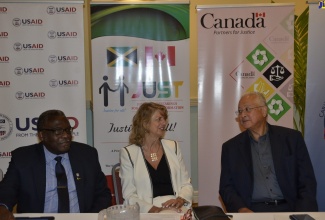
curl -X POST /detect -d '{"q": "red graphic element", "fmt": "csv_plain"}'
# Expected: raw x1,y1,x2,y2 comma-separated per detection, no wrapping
145,46,175,66
168,46,176,66
145,46,154,67
155,52,166,61
255,12,265,17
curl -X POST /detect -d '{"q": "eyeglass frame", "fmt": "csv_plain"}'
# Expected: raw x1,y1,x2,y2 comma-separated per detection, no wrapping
235,106,265,116
40,127,73,135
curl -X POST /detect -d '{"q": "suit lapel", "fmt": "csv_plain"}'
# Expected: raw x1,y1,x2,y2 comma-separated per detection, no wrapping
68,143,85,212
33,143,47,211
268,125,284,174
238,131,254,179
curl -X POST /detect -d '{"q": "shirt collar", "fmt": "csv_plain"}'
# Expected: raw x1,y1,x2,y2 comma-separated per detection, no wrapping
43,145,68,164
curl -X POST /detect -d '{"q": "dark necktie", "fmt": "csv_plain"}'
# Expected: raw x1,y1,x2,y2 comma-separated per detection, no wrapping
55,156,70,213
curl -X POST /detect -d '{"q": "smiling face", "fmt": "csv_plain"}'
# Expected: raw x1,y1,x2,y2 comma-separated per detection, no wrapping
38,116,72,155
146,110,167,139
238,94,268,132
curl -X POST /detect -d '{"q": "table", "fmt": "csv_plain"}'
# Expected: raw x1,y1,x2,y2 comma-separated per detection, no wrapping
14,212,325,220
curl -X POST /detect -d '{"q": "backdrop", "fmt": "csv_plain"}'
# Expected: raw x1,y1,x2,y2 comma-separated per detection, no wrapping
0,1,87,173
305,2,325,211
197,3,294,206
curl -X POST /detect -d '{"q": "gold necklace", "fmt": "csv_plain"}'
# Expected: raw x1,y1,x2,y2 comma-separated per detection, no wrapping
150,141,160,162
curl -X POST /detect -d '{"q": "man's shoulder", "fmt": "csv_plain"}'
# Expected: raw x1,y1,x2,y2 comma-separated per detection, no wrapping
269,124,301,136
223,131,247,146
70,141,93,148
12,143,41,155
70,141,97,153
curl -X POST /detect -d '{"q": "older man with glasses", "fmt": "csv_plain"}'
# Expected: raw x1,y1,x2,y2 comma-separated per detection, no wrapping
219,92,318,213
0,110,111,220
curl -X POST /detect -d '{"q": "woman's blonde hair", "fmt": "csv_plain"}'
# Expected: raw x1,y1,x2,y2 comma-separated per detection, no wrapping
129,102,168,145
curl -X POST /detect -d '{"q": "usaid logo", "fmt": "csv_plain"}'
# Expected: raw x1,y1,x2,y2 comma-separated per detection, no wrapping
13,42,44,51
58,55,78,62
56,6,77,14
49,79,58,87
49,79,79,88
0,32,9,38
21,19,43,26
0,56,9,63
47,6,77,14
57,31,78,38
47,6,56,15
13,18,43,26
15,91,24,100
0,81,10,88
15,67,45,76
0,7,8,14
12,18,21,27
48,30,56,39
0,152,11,158
0,113,13,141
49,55,78,63
14,67,23,76
15,91,46,100
48,55,57,63
13,42,22,51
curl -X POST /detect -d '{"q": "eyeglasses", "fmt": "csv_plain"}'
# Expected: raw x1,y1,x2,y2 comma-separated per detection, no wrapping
235,106,265,116
41,127,73,135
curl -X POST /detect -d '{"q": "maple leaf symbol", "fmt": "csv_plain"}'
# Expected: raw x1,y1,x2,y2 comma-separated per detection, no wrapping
155,52,166,61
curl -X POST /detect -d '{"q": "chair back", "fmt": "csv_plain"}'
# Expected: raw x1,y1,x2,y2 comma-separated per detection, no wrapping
112,163,123,205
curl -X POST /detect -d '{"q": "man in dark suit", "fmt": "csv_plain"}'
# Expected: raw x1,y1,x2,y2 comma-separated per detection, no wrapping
219,92,318,213
0,110,112,219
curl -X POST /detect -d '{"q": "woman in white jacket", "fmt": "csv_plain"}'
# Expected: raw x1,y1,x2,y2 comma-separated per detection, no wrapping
120,102,192,218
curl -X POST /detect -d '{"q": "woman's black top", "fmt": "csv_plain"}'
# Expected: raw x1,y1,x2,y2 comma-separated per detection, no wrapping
145,153,174,198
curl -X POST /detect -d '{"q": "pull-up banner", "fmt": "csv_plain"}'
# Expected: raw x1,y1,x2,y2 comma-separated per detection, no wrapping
0,2,87,173
197,4,294,206
305,3,325,211
91,3,190,176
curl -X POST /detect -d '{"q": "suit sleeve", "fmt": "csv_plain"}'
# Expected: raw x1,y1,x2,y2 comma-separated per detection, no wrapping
292,132,318,211
119,147,154,213
219,142,248,212
89,148,112,212
174,141,193,207
0,152,20,211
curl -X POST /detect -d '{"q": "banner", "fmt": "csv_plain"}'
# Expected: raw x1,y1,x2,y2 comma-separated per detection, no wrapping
305,2,325,211
197,4,294,206
91,4,190,177
0,2,86,173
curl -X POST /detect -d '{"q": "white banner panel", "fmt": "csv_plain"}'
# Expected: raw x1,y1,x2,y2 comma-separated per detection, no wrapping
91,4,190,178
197,4,294,206
0,3,86,173
305,3,325,211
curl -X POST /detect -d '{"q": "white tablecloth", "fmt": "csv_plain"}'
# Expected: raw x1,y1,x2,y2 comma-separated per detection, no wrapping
14,212,325,220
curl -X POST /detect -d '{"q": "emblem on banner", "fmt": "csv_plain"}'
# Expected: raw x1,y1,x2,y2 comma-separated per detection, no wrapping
107,47,137,67
99,76,128,107
145,46,176,67
267,94,290,121
319,1,325,9
0,113,13,141
246,43,274,72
